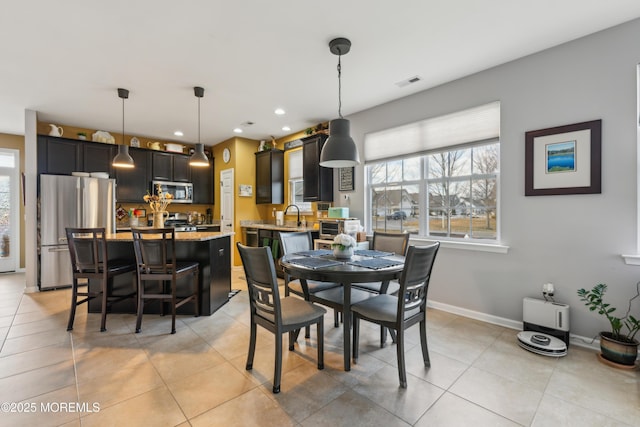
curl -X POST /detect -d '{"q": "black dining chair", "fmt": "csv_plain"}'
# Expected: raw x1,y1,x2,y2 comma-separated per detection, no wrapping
352,242,440,388
352,231,411,346
65,227,137,332
352,231,410,294
237,243,326,394
131,228,199,334
279,231,341,334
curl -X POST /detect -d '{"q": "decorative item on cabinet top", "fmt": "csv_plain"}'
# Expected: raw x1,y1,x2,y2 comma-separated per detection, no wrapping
93,130,115,144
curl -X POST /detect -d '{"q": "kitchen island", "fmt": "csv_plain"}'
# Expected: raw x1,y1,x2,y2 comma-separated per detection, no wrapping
89,231,234,316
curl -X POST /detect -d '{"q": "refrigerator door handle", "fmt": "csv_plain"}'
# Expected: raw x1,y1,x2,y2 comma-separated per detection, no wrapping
48,247,70,253
58,237,68,244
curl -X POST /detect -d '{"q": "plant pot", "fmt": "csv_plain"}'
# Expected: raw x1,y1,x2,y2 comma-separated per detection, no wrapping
599,332,639,366
333,246,354,259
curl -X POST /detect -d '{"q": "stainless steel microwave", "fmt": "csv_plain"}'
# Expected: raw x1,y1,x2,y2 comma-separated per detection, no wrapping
151,180,193,203
319,219,360,239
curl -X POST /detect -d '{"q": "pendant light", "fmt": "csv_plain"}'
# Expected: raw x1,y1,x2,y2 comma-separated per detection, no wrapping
319,37,360,168
189,86,210,167
112,88,135,168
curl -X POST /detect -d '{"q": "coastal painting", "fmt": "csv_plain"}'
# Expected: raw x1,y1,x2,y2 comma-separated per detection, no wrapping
546,140,575,173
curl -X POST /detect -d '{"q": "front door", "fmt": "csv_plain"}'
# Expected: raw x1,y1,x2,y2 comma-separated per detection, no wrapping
0,149,19,272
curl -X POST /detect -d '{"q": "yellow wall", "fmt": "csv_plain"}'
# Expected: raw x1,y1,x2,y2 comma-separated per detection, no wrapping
0,133,25,269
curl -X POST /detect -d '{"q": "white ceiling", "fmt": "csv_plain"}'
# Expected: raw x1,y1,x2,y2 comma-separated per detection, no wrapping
2,1,640,145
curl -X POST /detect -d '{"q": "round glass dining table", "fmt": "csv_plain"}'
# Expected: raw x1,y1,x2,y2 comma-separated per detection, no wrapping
280,251,405,371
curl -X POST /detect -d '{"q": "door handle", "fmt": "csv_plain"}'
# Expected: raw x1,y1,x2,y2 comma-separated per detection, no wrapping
48,247,69,253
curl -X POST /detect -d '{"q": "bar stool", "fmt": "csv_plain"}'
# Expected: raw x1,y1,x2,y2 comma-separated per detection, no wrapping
65,227,137,332
131,228,199,334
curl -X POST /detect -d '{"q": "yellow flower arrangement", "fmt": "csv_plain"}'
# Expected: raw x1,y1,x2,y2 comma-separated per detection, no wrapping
143,184,174,212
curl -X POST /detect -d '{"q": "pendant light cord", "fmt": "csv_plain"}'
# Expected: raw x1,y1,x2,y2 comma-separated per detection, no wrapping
198,96,201,144
337,53,343,119
122,97,125,141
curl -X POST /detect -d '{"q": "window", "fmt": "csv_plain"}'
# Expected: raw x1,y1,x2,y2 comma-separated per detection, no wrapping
365,103,500,242
288,149,312,212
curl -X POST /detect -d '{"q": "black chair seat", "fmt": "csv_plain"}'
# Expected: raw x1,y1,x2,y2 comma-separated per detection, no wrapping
288,279,341,295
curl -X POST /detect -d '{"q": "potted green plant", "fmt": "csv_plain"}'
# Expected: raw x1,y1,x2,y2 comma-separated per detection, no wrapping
577,283,639,366
77,132,87,140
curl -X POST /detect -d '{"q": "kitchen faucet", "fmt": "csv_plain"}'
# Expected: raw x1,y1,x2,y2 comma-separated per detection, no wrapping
284,204,301,227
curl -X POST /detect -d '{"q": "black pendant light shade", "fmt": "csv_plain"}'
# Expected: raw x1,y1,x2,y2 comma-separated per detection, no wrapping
190,86,210,167
112,88,135,168
319,37,360,168
320,119,359,167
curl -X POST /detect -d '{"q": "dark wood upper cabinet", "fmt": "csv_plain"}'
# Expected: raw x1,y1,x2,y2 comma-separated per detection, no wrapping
82,142,115,176
151,152,191,182
37,136,82,176
302,134,333,202
173,154,191,182
191,160,215,204
115,147,151,202
255,149,284,204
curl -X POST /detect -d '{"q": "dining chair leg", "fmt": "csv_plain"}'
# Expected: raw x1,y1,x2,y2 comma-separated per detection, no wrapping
171,281,177,334
135,278,143,333
352,315,360,362
317,318,324,370
245,322,257,370
420,319,430,367
396,329,407,388
380,326,387,348
288,330,295,351
100,277,108,332
305,325,311,338
66,279,79,331
274,331,283,394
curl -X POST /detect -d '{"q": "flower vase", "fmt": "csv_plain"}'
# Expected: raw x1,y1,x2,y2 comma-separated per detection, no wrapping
153,211,168,228
333,246,354,259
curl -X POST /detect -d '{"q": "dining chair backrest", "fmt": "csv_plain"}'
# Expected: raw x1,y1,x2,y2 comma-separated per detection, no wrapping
397,242,440,316
237,243,283,325
66,227,108,273
372,231,410,256
131,228,177,274
279,231,313,255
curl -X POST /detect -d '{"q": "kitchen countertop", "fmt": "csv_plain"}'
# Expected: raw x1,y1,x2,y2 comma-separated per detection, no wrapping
241,223,318,232
106,231,234,242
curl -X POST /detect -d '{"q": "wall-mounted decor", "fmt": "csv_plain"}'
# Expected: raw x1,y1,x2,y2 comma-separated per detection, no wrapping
339,167,354,192
525,119,601,196
239,184,253,197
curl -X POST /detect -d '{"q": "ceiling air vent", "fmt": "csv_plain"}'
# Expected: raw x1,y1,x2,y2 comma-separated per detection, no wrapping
395,76,422,88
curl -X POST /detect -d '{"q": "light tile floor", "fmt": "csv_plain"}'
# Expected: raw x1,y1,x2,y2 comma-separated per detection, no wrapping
0,270,638,427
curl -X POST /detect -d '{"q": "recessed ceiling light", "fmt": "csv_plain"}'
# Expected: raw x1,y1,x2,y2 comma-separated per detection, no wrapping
282,126,291,131
274,108,285,115
233,128,243,133
174,130,184,137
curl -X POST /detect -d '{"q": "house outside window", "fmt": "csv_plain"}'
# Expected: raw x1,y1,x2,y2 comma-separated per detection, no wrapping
364,102,500,242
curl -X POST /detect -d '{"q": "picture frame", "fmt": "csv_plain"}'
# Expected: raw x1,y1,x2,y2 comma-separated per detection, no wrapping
339,167,355,192
525,119,601,196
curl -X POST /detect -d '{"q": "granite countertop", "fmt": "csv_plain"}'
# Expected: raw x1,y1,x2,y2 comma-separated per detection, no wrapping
106,231,235,242
241,223,319,232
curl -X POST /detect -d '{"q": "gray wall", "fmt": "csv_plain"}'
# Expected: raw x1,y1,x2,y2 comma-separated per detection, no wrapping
345,18,640,338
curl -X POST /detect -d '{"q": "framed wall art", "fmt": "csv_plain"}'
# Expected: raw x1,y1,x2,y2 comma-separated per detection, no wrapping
339,167,355,192
525,119,601,196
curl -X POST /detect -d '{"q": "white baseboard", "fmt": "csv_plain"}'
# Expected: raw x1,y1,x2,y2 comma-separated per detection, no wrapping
427,299,601,352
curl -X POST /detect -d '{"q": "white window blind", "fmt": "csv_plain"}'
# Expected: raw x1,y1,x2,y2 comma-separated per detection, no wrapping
288,149,303,178
364,101,500,162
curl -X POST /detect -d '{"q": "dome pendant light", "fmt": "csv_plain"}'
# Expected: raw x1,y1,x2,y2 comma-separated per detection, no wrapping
319,37,360,168
189,86,210,167
112,88,135,168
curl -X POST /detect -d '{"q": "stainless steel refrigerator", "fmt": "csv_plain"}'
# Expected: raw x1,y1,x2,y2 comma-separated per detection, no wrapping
39,174,116,290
